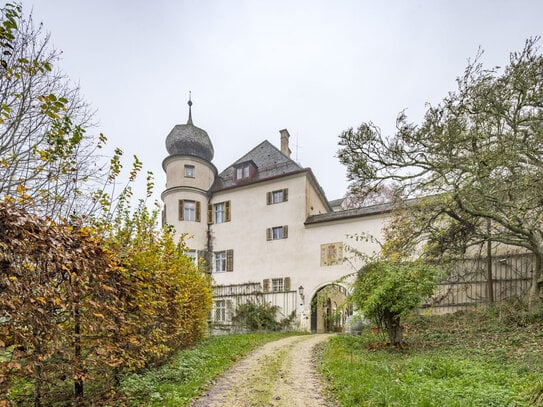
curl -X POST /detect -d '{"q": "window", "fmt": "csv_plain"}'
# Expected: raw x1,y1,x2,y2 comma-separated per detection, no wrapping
320,242,344,266
185,250,197,265
184,201,196,221
271,278,284,292
263,277,291,293
236,164,250,179
215,251,227,272
214,249,233,273
184,165,195,178
208,201,231,224
215,300,227,322
178,200,201,222
266,225,288,240
267,188,288,205
215,202,225,223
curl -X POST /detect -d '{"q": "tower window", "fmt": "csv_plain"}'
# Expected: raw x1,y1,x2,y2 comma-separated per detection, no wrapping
184,165,195,178
179,200,201,222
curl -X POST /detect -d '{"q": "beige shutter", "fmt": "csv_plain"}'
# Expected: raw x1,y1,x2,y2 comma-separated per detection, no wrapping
226,249,234,272
266,191,272,205
225,200,231,222
283,225,288,238
207,203,213,224
283,188,288,202
263,279,270,292
284,277,291,292
196,201,201,222
178,200,184,221
266,228,272,241
338,243,344,261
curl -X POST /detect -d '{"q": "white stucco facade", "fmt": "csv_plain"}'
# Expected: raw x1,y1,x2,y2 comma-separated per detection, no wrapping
161,107,391,332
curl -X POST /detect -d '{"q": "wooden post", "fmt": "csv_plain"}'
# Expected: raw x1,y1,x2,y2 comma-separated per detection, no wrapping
486,219,494,303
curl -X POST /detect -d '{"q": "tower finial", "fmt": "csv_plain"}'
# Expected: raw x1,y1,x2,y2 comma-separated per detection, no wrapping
187,91,193,125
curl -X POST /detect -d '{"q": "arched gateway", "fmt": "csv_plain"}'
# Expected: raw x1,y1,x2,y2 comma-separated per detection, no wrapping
310,284,351,333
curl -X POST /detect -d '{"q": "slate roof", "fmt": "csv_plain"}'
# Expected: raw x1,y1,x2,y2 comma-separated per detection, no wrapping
305,201,395,225
165,102,214,162
212,140,303,191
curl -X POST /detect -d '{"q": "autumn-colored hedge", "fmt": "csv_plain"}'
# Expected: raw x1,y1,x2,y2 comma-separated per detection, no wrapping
0,202,212,405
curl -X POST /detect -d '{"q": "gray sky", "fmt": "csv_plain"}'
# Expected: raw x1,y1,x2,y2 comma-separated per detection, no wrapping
26,0,543,202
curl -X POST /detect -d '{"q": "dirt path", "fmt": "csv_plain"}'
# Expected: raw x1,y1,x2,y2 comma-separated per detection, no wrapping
190,334,336,407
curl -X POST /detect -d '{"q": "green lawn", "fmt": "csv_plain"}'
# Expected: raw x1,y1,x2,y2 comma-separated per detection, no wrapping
119,332,299,406
319,303,543,406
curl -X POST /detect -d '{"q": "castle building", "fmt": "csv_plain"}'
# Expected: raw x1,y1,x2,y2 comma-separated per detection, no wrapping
161,100,389,333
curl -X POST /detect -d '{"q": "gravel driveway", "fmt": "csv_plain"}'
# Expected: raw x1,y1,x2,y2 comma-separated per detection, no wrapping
190,334,336,407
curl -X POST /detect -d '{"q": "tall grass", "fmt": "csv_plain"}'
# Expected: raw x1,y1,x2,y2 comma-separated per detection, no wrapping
319,302,543,406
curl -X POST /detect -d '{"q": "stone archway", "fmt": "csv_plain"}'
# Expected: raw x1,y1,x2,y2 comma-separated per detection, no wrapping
310,284,351,333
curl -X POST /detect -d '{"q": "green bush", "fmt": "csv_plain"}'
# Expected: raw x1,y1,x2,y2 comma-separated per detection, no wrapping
233,299,295,331
352,260,439,344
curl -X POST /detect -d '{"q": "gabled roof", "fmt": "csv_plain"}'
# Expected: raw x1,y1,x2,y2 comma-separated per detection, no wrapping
212,140,303,191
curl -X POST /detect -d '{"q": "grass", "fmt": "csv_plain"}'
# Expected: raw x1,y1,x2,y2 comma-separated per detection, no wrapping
118,332,299,406
319,301,543,406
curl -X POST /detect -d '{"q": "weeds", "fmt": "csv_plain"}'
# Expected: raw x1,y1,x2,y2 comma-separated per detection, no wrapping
320,302,543,406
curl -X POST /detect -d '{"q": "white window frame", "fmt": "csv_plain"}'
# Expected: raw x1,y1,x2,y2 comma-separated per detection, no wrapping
184,165,195,178
215,251,227,273
271,278,284,292
184,200,196,221
214,202,225,224
215,299,227,322
272,190,284,204
236,164,250,179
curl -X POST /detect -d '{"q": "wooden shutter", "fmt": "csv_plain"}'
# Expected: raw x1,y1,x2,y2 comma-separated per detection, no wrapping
266,191,272,205
338,243,344,261
283,225,288,239
226,249,234,272
284,277,291,292
263,279,270,292
266,228,272,241
207,203,213,224
195,201,201,222
283,188,288,202
225,200,231,222
178,200,184,221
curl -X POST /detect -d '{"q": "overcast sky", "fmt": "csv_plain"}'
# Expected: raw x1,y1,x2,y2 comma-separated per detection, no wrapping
26,0,543,203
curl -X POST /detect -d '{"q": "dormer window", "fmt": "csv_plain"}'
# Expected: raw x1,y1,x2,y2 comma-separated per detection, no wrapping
236,164,250,179
234,161,256,182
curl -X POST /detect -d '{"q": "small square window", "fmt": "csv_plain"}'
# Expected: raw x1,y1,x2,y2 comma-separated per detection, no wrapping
184,165,195,178
272,226,284,240
272,190,284,203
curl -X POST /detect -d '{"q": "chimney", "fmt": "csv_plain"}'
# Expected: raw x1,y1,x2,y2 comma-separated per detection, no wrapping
279,129,291,158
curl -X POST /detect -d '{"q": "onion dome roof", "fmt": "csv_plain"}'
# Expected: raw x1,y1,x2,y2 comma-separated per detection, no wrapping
165,96,214,162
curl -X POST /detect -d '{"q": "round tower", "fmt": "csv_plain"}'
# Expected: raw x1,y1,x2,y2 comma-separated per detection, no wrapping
161,96,217,254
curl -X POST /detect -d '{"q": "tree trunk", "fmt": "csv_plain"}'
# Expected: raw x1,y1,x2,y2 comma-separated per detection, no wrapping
384,310,403,346
74,304,84,401
528,253,542,310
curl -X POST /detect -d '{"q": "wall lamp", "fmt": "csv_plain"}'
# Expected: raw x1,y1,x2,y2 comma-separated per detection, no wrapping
298,285,305,302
